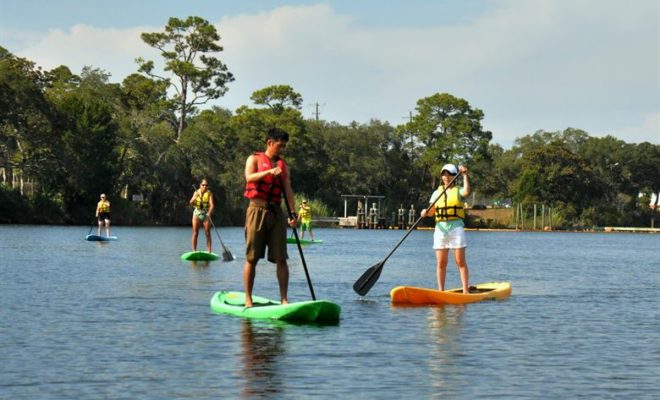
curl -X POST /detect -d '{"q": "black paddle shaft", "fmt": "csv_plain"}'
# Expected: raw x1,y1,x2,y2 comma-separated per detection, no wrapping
353,172,463,296
279,175,317,300
209,218,235,261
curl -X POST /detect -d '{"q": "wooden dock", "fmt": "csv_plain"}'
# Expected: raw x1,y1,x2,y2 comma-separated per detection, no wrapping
603,227,659,233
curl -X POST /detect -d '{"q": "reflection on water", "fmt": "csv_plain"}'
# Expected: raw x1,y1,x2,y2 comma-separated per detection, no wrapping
240,319,286,398
427,305,465,332
190,260,211,269
426,305,466,392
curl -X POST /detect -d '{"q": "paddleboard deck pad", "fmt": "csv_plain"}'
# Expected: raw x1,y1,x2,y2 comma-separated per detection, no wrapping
85,234,118,241
181,251,220,261
210,291,340,323
390,281,512,305
286,238,323,244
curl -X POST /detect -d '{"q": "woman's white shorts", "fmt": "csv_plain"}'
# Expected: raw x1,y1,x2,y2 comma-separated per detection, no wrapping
433,226,467,249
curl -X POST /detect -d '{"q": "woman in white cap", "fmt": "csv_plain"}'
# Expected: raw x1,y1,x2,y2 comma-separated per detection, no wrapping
421,163,471,293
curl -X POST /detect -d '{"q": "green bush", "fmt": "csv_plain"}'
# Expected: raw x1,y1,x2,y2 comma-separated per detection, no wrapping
30,193,65,224
0,186,32,223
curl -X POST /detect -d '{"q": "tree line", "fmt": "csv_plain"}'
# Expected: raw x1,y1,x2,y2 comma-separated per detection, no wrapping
1,17,658,228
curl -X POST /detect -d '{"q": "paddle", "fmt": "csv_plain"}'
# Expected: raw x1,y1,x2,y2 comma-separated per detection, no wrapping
191,184,234,261
209,217,235,261
279,176,317,300
87,220,96,236
353,171,462,296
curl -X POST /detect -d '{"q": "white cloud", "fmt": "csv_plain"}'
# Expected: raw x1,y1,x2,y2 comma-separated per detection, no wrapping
11,1,659,148
217,1,659,146
17,24,154,80
616,112,660,144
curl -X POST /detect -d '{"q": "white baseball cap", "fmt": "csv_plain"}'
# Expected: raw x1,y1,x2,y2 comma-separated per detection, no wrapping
441,164,458,175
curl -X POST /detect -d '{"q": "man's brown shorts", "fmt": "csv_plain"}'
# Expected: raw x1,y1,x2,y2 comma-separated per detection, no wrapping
245,202,288,263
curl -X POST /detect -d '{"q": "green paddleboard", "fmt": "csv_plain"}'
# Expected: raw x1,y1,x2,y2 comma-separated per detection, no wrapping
286,237,323,245
181,251,220,261
210,291,340,323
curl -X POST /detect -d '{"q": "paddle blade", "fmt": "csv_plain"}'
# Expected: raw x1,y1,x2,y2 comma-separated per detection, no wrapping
353,262,384,296
222,249,235,262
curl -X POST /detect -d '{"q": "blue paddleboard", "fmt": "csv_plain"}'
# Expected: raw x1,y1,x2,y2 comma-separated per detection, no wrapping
85,234,118,241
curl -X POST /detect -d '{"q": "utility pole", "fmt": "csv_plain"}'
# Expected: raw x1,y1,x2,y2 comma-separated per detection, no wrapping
309,102,325,121
401,111,415,160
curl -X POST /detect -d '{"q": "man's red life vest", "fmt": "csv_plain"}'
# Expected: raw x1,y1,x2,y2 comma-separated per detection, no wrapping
243,152,288,204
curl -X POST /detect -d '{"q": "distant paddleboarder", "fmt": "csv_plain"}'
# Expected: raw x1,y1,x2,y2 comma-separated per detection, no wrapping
95,193,111,237
189,178,215,252
297,199,315,241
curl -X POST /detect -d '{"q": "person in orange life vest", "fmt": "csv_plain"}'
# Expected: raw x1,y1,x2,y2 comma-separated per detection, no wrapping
189,178,215,252
420,164,471,293
95,193,111,237
243,128,298,308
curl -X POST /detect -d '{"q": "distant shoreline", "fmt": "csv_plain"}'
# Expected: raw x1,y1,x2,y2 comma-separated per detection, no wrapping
0,222,657,234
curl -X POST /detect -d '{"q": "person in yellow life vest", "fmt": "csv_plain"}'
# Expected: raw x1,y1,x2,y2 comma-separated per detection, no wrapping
189,178,215,252
95,193,111,237
297,199,314,241
420,164,471,293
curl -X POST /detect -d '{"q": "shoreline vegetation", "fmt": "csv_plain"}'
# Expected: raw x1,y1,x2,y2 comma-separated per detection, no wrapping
0,205,660,233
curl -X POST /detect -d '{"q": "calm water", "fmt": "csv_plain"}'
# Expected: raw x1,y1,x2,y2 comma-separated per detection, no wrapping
1,225,658,399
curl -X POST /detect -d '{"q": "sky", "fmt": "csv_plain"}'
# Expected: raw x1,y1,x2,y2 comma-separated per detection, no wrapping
1,0,658,148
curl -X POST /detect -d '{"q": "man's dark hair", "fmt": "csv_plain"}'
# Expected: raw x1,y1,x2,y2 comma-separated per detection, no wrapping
266,127,289,143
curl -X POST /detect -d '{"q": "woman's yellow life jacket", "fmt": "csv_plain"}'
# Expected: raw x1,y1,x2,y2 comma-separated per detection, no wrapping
298,204,312,221
435,186,465,222
194,190,212,211
97,200,110,213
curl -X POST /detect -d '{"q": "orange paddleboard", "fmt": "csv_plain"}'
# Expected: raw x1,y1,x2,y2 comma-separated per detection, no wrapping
390,281,512,305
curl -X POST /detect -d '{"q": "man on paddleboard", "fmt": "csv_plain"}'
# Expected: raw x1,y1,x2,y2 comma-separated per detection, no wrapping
95,193,111,237
189,178,215,252
421,163,471,293
243,128,298,308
